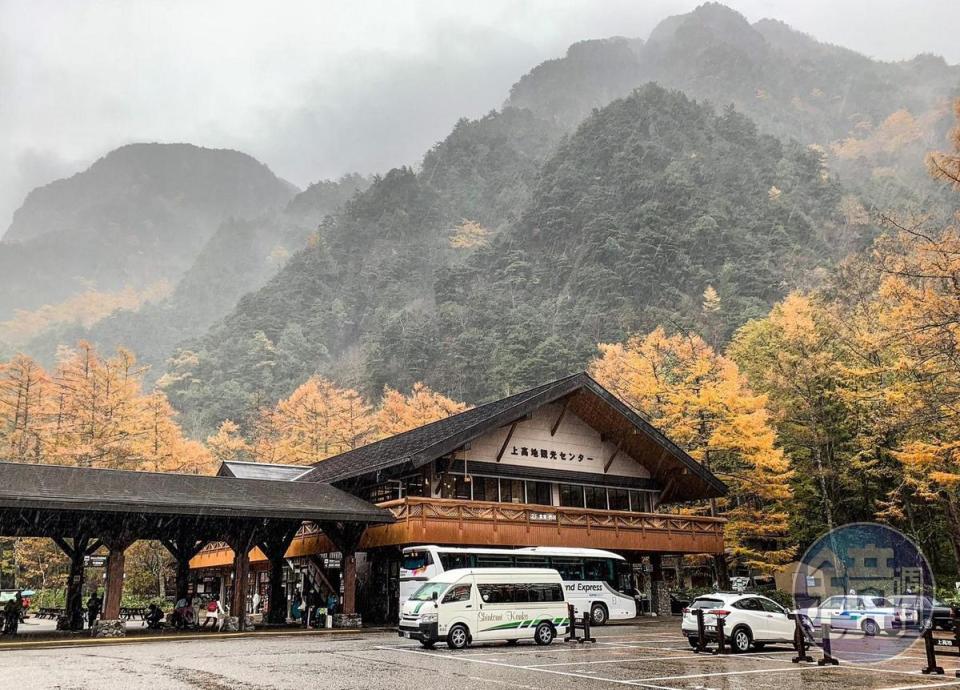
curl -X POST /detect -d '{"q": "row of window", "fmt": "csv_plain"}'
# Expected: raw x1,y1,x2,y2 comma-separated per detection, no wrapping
477,583,565,604
437,475,655,512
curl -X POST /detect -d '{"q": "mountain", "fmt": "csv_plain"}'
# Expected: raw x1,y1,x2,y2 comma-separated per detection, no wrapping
21,173,371,382
163,86,861,434
506,2,959,203
0,143,296,321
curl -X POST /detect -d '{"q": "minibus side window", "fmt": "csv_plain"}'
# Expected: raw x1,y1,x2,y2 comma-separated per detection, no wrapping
442,584,472,604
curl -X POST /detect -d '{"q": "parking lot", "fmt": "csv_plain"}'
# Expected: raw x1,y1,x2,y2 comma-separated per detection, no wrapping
1,618,957,689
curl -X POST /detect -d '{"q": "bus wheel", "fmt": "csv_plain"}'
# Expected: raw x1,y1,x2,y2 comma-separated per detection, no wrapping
447,624,469,650
534,622,555,646
591,603,608,626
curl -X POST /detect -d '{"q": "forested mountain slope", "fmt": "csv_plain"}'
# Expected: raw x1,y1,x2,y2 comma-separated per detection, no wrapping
22,174,371,380
164,86,861,434
0,143,296,320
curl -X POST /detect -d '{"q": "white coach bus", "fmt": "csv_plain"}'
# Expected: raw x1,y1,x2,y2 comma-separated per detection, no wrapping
400,545,636,624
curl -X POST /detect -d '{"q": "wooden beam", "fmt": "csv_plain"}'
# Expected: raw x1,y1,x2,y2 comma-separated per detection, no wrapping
550,397,570,436
603,439,623,473
496,422,519,462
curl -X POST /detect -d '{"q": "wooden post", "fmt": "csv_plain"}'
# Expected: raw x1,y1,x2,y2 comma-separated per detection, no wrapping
161,525,206,601
342,551,357,615
223,522,258,631
52,533,101,631
101,529,135,622
321,521,366,620
257,522,301,625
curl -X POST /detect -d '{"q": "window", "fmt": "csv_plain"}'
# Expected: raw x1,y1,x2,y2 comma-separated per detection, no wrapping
584,558,611,584
863,557,878,568
559,484,584,508
584,485,607,510
500,479,525,504
608,488,629,511
473,476,499,502
438,553,471,571
515,556,549,569
442,584,472,603
630,491,652,513
527,584,564,602
734,598,763,611
689,598,723,610
440,475,470,500
526,481,552,506
759,598,785,614
366,483,399,503
475,554,514,568
402,550,433,571
830,577,845,588
403,475,426,498
550,557,583,581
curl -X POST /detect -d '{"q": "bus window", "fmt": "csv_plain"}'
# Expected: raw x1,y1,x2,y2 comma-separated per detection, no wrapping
515,556,549,568
402,550,433,571
438,553,470,571
615,560,634,594
476,554,515,568
584,558,611,584
550,557,583,580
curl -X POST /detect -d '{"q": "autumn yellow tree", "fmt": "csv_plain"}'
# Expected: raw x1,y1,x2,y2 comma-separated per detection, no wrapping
207,419,252,464
376,382,469,437
261,377,376,464
0,354,48,462
590,327,794,576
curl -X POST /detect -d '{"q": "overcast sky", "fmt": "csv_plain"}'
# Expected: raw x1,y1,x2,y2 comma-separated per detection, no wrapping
1,0,957,233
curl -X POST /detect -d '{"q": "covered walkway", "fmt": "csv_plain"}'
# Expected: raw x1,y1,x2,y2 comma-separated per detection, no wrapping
0,462,392,633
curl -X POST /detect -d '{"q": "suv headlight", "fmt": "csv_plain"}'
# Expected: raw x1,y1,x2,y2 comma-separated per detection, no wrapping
419,612,438,623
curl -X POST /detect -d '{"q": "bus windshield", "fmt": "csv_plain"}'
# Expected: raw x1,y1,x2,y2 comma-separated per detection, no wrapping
410,582,451,601
402,550,432,571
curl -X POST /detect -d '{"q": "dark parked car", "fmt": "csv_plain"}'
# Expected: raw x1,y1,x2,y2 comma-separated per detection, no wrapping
890,595,956,631
631,590,691,616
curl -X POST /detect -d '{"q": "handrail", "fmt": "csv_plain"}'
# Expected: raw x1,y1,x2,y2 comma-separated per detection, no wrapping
374,496,725,531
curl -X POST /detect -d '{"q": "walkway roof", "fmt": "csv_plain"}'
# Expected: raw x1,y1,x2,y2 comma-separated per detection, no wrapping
0,462,392,533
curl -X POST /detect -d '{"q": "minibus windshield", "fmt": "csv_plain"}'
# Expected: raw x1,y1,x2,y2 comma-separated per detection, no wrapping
410,582,451,601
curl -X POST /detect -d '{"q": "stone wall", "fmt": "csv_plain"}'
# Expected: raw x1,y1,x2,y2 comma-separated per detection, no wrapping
334,613,362,628
91,619,126,638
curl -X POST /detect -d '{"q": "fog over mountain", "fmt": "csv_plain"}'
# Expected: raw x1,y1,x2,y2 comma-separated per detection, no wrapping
2,0,958,233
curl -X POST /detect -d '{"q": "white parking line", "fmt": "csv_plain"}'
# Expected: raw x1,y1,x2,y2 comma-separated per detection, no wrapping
625,665,821,683
876,682,960,690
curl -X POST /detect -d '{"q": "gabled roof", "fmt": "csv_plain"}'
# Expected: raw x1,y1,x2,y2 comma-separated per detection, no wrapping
0,461,392,524
218,460,313,481
298,372,726,502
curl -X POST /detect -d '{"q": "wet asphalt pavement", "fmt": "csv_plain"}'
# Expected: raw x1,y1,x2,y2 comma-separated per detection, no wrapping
0,618,956,689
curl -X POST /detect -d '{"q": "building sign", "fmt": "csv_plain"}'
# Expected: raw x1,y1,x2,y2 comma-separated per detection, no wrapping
529,512,557,522
509,446,595,464
84,555,107,567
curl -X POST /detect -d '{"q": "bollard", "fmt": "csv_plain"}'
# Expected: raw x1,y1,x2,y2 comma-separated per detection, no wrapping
922,628,946,675
564,603,577,643
790,613,813,663
817,623,839,666
580,611,596,644
693,608,708,653
713,615,727,655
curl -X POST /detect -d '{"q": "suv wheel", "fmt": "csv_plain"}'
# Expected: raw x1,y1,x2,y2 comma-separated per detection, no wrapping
590,603,608,626
731,626,752,653
447,624,469,650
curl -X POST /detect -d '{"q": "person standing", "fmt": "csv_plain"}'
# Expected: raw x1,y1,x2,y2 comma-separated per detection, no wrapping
86,590,102,629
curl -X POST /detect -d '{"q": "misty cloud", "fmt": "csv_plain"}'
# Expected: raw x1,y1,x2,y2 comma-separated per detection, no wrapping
2,0,957,234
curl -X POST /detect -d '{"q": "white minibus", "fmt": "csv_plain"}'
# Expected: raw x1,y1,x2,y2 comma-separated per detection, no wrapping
398,568,569,649
400,545,636,624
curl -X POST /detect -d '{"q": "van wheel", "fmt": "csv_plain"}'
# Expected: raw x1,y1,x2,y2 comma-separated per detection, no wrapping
447,624,469,650
731,626,752,653
534,622,555,646
590,603,608,626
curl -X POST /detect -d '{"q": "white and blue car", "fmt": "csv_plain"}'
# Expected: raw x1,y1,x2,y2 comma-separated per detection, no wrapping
800,595,917,636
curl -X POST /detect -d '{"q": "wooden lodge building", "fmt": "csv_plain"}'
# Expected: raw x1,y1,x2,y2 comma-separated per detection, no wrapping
192,373,727,622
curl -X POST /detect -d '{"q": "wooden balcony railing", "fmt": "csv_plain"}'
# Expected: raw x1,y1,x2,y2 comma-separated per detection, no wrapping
362,496,725,555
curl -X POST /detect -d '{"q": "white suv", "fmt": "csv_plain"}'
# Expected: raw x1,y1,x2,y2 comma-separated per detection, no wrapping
681,592,795,653
799,595,917,636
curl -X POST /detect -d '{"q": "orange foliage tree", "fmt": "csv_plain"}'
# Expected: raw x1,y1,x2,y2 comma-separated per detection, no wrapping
590,327,794,575
376,382,469,438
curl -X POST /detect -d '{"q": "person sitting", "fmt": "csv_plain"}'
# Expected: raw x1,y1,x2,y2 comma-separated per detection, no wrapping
145,604,165,630
2,597,20,635
172,596,195,629
201,595,225,631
